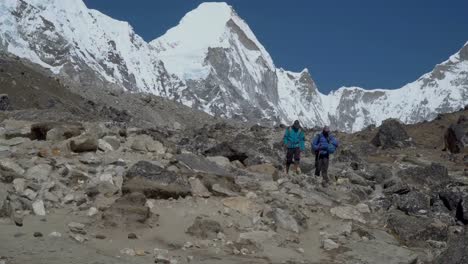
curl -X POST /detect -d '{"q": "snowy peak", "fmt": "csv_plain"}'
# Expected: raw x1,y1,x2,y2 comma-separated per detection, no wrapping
151,2,274,80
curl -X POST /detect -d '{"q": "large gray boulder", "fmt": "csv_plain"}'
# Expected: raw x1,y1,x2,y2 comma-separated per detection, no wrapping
69,134,98,153
435,228,468,264
397,163,448,187
371,119,412,149
387,210,448,247
124,161,191,199
102,192,150,227
444,115,467,154
30,122,84,141
0,94,10,111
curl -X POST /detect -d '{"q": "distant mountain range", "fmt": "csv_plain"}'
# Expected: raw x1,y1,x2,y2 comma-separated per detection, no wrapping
1,0,466,131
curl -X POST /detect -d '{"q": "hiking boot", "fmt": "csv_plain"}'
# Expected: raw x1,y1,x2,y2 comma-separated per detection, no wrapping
321,181,329,188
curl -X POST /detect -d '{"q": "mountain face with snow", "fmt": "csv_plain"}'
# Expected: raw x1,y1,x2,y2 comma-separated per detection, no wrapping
0,0,466,132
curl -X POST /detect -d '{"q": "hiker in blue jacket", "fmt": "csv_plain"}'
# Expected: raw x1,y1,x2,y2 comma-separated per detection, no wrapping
283,120,305,174
312,126,339,187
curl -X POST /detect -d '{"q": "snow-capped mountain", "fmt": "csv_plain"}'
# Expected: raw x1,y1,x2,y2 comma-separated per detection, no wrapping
0,0,466,132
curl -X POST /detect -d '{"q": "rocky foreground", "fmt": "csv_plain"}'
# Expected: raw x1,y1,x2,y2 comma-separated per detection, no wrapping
0,105,467,264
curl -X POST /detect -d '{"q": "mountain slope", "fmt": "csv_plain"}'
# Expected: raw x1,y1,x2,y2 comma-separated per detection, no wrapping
0,0,466,132
323,42,468,131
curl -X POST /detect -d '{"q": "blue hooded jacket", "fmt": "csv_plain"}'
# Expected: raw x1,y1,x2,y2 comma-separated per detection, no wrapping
283,127,305,151
312,132,339,156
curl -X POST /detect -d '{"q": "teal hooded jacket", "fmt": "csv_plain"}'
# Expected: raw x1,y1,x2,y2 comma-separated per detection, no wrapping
283,127,305,151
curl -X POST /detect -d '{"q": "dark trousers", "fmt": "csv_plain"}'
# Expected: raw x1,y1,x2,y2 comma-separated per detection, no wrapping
315,153,330,183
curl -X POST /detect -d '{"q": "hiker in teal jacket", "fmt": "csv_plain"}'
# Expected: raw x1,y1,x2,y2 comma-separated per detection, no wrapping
283,120,305,174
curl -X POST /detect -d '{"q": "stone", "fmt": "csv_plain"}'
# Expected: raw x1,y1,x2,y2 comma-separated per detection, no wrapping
70,234,87,243
0,159,24,182
270,208,300,233
68,222,86,235
33,232,43,238
48,231,62,238
355,203,371,214
259,181,278,192
330,206,366,224
87,207,98,217
176,153,231,176
444,117,467,153
30,122,83,141
124,161,191,199
212,183,237,197
131,135,165,154
188,177,211,198
186,217,222,239
103,136,121,150
222,197,262,216
343,240,419,264
120,248,136,256
238,231,277,245
397,163,448,186
25,164,52,182
69,134,98,153
98,139,114,152
0,94,10,110
387,210,448,247
23,189,38,200
322,238,339,250
206,156,231,168
135,249,146,256
101,192,150,227
173,121,182,130
13,178,26,193
63,194,75,204
247,164,279,181
128,233,138,239
32,200,46,216
435,228,468,264
371,119,412,149
396,191,431,214
0,183,9,217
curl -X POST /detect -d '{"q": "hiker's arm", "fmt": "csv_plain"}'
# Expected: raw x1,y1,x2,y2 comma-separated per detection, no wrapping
312,136,319,152
300,132,305,151
331,136,339,147
283,130,289,146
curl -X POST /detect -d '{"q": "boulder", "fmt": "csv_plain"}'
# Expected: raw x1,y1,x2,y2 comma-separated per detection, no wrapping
371,119,412,149
0,182,9,217
435,228,468,264
30,122,84,141
330,206,366,224
396,191,431,214
189,177,211,198
69,134,98,153
0,159,25,183
222,196,262,216
206,156,231,168
102,192,150,227
270,208,300,233
247,164,279,181
102,136,120,150
397,163,448,186
124,161,191,199
387,210,448,247
444,116,467,154
0,94,10,111
32,200,46,216
186,216,222,239
130,135,165,154
176,153,230,176
25,164,52,182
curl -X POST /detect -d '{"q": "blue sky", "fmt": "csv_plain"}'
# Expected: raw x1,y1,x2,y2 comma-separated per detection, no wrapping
83,0,468,94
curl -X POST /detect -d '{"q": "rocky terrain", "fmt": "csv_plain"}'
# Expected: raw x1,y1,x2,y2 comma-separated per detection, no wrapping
1,53,468,264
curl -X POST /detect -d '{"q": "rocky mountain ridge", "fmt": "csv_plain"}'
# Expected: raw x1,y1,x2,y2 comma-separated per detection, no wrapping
0,0,466,131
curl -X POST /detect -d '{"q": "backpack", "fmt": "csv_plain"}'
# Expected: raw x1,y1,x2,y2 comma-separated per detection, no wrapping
317,133,336,154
